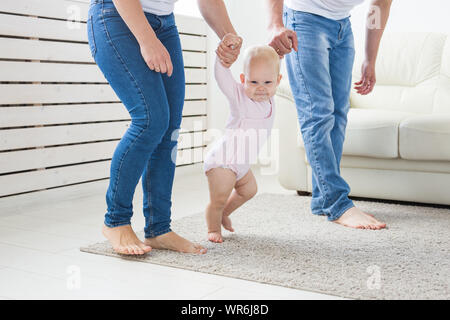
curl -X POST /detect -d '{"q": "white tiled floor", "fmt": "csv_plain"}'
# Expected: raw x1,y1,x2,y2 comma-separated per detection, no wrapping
0,164,343,300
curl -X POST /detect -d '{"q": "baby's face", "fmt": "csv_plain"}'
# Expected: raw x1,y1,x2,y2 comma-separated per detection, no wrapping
240,59,281,102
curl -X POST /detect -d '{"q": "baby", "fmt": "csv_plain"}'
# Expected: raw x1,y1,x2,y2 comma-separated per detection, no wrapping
203,35,282,243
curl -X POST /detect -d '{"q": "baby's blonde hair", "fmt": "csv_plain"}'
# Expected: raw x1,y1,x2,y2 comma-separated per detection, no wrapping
242,45,280,75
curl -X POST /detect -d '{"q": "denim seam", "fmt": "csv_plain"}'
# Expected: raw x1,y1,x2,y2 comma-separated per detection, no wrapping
145,227,172,239
146,159,153,226
104,220,131,228
143,19,179,235
310,133,329,200
101,2,151,221
88,14,97,57
289,11,329,202
293,38,312,121
293,32,330,202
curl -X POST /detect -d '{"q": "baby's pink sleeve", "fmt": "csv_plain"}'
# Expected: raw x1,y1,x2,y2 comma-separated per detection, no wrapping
214,56,240,108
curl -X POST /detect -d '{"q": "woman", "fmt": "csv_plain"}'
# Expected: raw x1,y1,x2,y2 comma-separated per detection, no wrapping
87,0,241,255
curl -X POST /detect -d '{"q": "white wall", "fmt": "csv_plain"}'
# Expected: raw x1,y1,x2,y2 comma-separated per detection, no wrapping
173,0,201,17
350,0,450,58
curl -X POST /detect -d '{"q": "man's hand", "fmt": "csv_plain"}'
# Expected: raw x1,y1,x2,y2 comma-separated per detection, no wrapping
268,26,298,58
354,60,376,95
216,33,243,68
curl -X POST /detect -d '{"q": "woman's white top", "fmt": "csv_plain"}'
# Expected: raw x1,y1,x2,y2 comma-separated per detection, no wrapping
285,0,365,20
139,0,178,15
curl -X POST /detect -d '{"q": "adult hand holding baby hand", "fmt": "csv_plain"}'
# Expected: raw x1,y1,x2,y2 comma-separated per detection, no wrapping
216,33,243,68
268,26,298,59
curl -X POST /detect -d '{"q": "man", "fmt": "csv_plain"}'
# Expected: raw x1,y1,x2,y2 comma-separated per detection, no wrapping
267,0,392,229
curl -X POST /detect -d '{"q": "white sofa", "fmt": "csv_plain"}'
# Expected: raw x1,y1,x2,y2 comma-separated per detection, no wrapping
274,32,450,206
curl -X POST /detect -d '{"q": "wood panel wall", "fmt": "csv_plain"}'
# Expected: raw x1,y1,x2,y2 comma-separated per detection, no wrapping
0,0,208,197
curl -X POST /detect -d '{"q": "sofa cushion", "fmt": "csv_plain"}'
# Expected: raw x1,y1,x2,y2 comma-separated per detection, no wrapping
399,114,450,161
297,108,414,159
344,109,414,158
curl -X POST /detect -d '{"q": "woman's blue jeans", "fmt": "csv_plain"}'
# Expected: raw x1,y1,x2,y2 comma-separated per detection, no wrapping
284,7,356,221
87,0,185,237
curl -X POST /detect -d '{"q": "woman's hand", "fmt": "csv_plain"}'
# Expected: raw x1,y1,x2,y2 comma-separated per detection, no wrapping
268,26,298,58
354,60,376,95
139,36,173,76
216,33,243,68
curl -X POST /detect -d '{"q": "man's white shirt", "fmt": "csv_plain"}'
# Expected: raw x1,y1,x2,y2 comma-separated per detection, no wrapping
285,0,365,20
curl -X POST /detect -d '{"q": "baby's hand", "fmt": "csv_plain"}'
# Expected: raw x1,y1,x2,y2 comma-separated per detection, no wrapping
216,33,243,68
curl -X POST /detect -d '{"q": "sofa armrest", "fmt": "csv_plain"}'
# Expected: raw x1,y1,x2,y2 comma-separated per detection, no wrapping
273,94,309,191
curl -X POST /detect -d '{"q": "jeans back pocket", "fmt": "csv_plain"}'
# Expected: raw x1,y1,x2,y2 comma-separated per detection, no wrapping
87,14,97,58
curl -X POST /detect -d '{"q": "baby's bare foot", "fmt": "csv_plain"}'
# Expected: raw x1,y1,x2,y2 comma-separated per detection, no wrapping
333,206,386,230
208,231,223,243
222,215,234,232
144,231,207,254
102,224,152,255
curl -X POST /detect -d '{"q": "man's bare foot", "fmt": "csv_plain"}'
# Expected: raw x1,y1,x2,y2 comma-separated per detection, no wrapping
333,206,386,230
222,215,234,232
208,231,223,243
102,224,152,255
144,231,207,254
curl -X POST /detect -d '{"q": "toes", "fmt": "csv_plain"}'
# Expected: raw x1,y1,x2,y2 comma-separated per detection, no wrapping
129,245,138,255
124,246,134,255
377,220,387,228
194,244,207,254
114,246,128,255
116,245,145,255
120,246,133,255
369,217,386,230
132,244,144,255
139,243,152,253
208,236,222,243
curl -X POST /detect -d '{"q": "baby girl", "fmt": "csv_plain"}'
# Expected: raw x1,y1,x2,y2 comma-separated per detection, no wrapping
203,35,282,243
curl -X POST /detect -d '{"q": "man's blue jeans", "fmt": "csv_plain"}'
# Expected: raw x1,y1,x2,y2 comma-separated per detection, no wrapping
87,0,185,237
284,7,356,221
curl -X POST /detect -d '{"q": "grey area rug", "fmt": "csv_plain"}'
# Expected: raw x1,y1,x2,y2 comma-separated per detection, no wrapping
81,193,450,299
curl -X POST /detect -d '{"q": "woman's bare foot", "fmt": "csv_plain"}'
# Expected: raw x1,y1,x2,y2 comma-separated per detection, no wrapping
222,215,234,232
208,231,223,243
144,231,207,254
333,206,386,230
102,224,152,255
